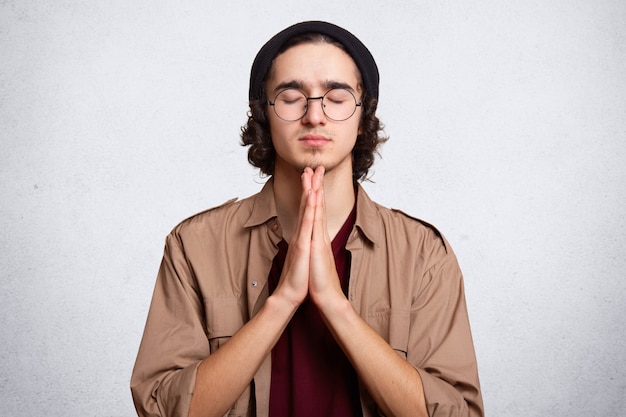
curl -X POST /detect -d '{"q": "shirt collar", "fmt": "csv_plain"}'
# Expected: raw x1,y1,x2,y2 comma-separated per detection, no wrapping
354,183,381,246
242,179,382,247
243,179,278,228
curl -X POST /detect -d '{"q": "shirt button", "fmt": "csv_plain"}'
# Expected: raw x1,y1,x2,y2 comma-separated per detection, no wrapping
251,281,258,287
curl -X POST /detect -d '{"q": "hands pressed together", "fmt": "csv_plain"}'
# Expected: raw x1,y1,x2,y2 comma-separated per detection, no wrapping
274,166,346,313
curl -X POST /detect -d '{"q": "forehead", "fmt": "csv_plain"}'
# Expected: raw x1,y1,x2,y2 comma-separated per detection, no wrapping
266,42,362,92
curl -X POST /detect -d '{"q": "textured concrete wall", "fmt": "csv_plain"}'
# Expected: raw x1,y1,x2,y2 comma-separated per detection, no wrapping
1,1,625,416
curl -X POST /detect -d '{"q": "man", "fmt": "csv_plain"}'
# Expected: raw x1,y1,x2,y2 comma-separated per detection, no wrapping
131,21,484,417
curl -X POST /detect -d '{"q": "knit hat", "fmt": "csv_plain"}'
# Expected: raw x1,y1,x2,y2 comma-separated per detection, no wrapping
248,21,379,101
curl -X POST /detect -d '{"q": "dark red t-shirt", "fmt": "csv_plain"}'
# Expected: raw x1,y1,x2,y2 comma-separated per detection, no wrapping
267,207,362,417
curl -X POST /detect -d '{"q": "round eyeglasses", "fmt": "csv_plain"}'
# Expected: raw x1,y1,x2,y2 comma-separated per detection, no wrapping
268,88,362,122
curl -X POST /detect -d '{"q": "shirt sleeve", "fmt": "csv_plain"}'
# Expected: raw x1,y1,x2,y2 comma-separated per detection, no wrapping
130,231,211,417
410,244,484,417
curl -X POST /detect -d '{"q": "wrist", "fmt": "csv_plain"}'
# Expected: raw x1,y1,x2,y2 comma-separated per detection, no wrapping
314,291,352,318
264,291,301,318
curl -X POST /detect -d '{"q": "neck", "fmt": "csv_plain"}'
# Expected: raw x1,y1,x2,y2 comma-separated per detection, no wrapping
273,162,356,242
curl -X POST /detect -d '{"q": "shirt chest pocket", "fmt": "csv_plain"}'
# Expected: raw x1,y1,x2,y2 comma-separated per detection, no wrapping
367,309,411,358
204,296,247,352
204,296,253,416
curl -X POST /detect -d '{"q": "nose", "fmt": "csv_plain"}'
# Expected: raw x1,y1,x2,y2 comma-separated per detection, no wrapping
301,97,326,125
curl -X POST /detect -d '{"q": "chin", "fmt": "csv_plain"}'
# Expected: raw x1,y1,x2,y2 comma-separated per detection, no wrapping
295,157,325,172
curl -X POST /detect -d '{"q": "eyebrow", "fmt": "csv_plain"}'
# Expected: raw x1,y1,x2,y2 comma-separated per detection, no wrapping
272,79,357,94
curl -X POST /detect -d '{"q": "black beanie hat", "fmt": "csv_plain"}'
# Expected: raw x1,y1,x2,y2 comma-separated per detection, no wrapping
248,21,379,101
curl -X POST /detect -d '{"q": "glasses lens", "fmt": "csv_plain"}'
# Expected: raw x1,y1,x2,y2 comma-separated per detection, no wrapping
323,89,357,121
273,89,307,121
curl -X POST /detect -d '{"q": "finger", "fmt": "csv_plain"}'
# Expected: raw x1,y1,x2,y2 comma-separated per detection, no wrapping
311,188,329,245
293,168,313,237
311,166,325,192
301,167,313,190
301,168,313,198
310,167,326,242
297,186,316,245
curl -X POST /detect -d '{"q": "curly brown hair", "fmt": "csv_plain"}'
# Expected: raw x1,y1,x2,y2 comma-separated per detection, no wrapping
240,35,388,182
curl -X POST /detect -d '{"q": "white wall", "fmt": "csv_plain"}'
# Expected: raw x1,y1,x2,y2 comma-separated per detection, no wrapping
1,1,624,416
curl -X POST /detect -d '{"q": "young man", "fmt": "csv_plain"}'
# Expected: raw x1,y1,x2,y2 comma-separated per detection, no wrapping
131,21,484,417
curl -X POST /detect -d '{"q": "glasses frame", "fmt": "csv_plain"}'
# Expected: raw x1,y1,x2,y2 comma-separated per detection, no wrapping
268,88,362,122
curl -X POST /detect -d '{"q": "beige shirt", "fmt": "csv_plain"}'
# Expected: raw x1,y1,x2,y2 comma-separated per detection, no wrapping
131,180,484,417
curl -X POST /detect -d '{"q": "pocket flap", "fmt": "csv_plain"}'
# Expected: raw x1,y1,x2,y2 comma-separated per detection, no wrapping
205,297,246,339
367,309,410,354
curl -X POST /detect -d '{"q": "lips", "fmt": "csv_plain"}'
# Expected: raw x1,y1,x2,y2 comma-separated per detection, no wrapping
298,134,330,147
